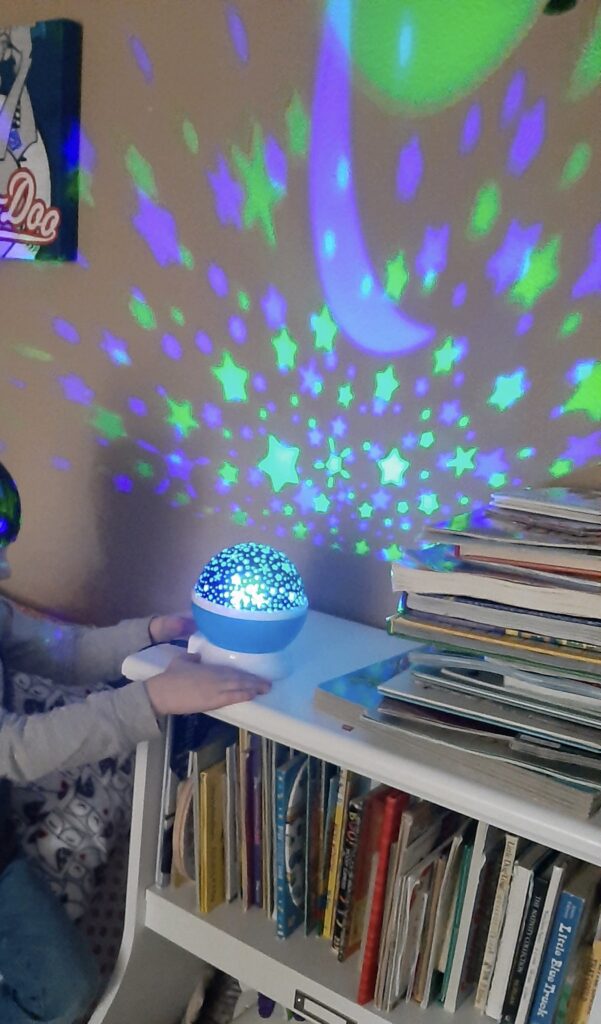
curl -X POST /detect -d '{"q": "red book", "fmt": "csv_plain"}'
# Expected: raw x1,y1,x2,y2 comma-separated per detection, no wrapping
356,790,409,1005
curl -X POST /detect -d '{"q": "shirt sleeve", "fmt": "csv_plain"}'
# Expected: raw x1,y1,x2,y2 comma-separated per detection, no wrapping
0,598,153,687
0,680,161,783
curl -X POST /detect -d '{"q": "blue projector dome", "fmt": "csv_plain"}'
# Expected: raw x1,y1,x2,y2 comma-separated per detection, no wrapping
191,542,308,655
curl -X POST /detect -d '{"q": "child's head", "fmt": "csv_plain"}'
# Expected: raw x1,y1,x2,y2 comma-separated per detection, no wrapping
0,461,21,579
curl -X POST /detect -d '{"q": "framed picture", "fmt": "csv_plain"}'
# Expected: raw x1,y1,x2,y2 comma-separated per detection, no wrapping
0,19,82,262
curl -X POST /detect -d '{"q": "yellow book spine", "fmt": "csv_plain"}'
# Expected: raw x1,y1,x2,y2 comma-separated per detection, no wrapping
323,771,350,940
199,760,226,914
572,941,601,1024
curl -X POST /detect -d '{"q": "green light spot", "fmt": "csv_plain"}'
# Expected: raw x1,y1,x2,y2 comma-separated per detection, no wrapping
182,118,199,155
385,250,410,301
259,408,268,421
136,461,154,479
383,544,403,562
489,472,506,488
363,441,372,452
550,458,572,478
222,428,232,440
91,407,126,441
211,351,249,402
164,396,199,438
420,408,432,421
125,145,157,199
286,92,310,157
314,494,330,513
510,236,561,309
238,291,251,311
170,307,185,326
568,7,601,101
378,448,410,486
173,492,190,507
420,470,430,480
459,495,470,506
397,501,409,513
433,336,463,375
355,540,370,556
517,447,535,459
293,521,309,539
448,446,477,477
258,435,300,492
338,383,354,408
179,246,195,269
468,181,501,238
564,362,601,420
374,366,399,402
359,502,373,518
559,311,582,338
282,505,294,517
232,124,283,247
231,509,249,526
458,415,470,427
560,142,592,189
218,462,238,485
419,431,435,449
15,345,53,362
290,394,299,407
272,327,298,372
418,492,439,515
129,293,156,331
488,368,529,411
312,306,338,351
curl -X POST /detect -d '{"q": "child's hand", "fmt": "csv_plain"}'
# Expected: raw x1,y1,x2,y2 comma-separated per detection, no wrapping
145,652,271,716
149,613,195,644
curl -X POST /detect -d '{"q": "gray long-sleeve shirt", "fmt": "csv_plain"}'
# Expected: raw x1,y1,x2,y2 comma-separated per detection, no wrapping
0,598,161,784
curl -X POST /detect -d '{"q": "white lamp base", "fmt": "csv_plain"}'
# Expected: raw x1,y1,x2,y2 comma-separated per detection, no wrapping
187,631,292,681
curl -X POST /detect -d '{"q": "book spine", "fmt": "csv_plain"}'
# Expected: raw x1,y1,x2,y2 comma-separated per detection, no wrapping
356,792,403,1006
323,770,350,940
251,741,263,908
501,875,548,1023
528,892,585,1024
199,766,225,913
334,798,364,957
440,843,472,1003
572,940,601,1024
475,835,519,1011
275,765,287,939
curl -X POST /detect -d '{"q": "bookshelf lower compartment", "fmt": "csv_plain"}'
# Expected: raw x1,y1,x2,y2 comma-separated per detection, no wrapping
145,884,481,1024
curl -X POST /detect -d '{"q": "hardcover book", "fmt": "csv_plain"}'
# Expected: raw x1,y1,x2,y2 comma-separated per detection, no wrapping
275,752,308,939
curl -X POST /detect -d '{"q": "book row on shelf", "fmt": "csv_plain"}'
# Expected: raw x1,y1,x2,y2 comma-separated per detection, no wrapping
156,718,601,1024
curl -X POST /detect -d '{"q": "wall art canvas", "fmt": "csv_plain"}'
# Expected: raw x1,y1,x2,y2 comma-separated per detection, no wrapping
0,19,82,262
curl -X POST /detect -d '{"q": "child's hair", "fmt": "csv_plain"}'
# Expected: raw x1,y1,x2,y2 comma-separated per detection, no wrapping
0,461,21,547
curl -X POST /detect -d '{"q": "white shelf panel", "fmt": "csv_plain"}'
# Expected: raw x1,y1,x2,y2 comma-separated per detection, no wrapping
145,883,480,1024
207,611,601,866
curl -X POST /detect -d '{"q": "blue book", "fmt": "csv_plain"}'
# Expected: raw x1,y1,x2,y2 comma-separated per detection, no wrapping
276,752,307,939
528,863,600,1023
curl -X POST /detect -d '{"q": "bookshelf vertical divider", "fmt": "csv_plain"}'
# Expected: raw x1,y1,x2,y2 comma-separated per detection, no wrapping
90,611,601,1024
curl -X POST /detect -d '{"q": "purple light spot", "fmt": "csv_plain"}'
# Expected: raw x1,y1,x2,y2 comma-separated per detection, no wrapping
129,36,153,83
161,334,182,360
253,375,268,392
207,154,243,229
507,99,546,177
460,103,482,155
452,283,467,307
51,457,71,472
133,194,181,266
195,331,213,354
563,432,601,467
261,285,287,329
572,223,601,299
53,318,80,344
501,69,526,128
203,403,222,428
396,135,423,202
226,4,249,63
416,224,450,280
264,136,287,192
76,251,89,269
454,371,465,387
487,220,542,293
128,396,147,416
516,313,534,335
208,263,229,297
228,316,247,344
113,475,133,493
101,332,131,366
414,377,429,396
58,375,94,405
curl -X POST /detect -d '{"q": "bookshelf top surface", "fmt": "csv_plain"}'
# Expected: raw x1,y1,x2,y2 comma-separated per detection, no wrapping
209,609,601,864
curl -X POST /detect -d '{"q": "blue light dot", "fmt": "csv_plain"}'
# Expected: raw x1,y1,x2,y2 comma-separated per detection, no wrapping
323,230,336,259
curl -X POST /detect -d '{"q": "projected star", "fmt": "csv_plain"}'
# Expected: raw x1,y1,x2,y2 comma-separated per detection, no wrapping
258,435,300,492
378,449,410,486
439,400,461,425
383,544,403,561
564,362,601,420
419,493,439,515
563,432,601,466
385,251,409,301
218,462,238,485
474,449,508,481
337,383,354,408
272,328,297,371
314,494,330,513
488,369,529,411
232,124,283,247
91,408,126,440
207,153,244,229
374,366,399,402
358,502,373,518
355,540,370,555
311,305,337,351
510,237,560,309
231,508,248,525
286,92,310,157
211,352,248,401
299,363,323,396
293,522,309,539
447,446,477,477
165,396,199,438
433,337,464,375
261,285,287,329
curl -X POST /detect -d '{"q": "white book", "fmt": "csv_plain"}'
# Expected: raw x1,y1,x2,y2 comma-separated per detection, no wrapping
475,834,521,1010
485,843,551,1021
513,855,574,1024
421,833,464,1007
443,821,501,1012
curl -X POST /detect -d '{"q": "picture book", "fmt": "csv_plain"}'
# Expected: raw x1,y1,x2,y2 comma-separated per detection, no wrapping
324,769,360,941
314,653,411,725
304,755,322,934
341,785,389,961
420,831,465,1007
439,838,473,1004
225,742,239,902
318,766,339,932
198,758,226,914
501,869,551,1023
275,752,308,939
475,835,523,1011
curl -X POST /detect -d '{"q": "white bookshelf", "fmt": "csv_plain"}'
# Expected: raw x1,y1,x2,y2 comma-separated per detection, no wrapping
90,611,601,1024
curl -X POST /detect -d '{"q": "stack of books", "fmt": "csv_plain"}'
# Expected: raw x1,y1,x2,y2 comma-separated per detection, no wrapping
159,721,601,1022
377,487,601,818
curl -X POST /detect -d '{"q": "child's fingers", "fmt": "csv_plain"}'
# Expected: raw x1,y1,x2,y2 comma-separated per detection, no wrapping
213,688,258,707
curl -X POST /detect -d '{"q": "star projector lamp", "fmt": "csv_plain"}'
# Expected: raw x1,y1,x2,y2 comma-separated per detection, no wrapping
189,542,308,680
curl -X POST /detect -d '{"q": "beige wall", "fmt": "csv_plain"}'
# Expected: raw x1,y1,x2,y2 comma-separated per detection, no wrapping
1,0,599,628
